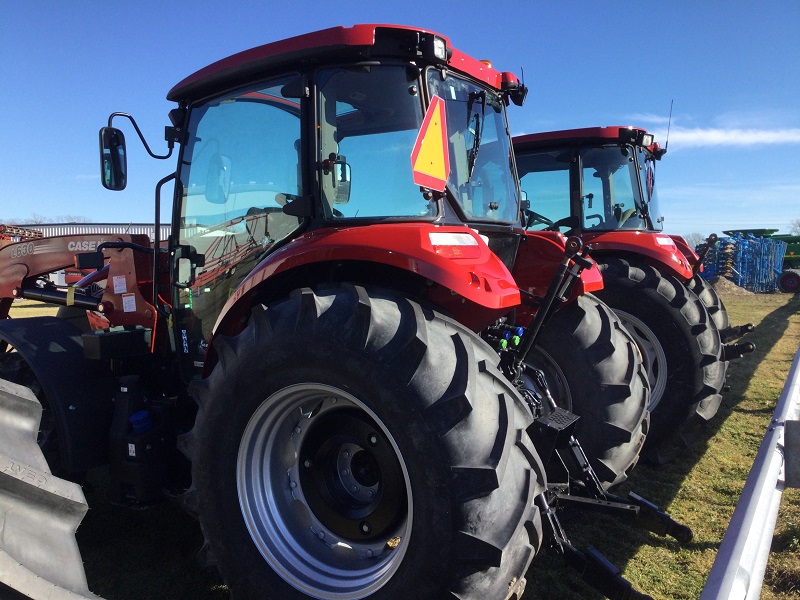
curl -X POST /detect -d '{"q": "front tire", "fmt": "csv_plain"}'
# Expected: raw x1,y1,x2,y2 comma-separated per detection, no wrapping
525,294,649,489
0,346,60,471
184,285,545,600
595,258,725,455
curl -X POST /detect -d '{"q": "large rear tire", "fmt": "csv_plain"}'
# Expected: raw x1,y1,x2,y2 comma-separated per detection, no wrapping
183,284,545,600
525,294,649,489
595,258,725,455
686,274,730,331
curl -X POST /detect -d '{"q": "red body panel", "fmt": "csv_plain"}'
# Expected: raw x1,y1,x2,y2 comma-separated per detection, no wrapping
669,234,701,268
580,231,694,280
512,231,603,322
213,223,522,335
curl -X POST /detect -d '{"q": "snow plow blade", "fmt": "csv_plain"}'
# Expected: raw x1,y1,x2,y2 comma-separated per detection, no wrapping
0,378,102,600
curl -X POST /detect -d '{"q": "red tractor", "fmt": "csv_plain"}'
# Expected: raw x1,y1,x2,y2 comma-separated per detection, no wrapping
0,29,688,600
514,126,754,460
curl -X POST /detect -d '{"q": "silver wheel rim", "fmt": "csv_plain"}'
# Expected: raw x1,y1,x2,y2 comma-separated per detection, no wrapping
613,309,668,412
237,383,412,599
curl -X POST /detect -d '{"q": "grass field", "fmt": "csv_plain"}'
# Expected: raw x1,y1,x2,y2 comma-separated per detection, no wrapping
7,289,800,599
523,289,800,599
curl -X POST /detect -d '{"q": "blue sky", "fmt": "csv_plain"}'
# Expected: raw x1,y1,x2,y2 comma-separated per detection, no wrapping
2,1,798,237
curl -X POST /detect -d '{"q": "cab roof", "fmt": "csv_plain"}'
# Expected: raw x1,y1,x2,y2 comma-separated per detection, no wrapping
513,126,650,148
168,24,512,104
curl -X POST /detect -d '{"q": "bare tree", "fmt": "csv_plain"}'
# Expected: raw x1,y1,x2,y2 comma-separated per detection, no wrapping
683,232,707,249
789,218,800,235
1,214,93,225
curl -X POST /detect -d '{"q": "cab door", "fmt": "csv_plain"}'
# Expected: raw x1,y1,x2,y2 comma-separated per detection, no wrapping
171,75,305,378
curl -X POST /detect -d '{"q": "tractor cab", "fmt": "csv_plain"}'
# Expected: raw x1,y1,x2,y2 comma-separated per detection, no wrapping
514,126,665,235
99,25,528,380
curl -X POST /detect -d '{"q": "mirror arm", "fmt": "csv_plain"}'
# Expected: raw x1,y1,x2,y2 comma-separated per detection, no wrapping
153,172,176,315
108,112,174,160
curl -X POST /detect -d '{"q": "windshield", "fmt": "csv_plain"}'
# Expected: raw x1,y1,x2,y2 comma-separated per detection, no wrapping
517,144,656,232
427,70,520,223
317,65,427,218
577,145,647,231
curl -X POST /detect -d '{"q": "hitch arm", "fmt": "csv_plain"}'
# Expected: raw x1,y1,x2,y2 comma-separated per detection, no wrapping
536,494,654,600
558,434,692,544
626,492,693,544
693,233,718,275
721,340,756,361
531,368,694,545
512,236,592,372
719,322,755,344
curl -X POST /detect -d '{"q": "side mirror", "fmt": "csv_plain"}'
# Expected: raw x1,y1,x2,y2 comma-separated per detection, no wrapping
333,162,351,204
173,244,205,289
322,154,351,205
99,127,127,190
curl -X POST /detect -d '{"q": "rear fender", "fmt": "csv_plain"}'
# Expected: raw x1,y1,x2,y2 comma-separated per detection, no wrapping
0,317,115,473
212,223,522,337
580,231,694,280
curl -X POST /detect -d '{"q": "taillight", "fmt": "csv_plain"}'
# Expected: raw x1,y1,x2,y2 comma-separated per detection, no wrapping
655,234,677,250
428,231,481,259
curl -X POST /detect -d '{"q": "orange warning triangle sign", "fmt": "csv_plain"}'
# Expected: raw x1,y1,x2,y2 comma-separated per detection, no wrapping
411,95,450,191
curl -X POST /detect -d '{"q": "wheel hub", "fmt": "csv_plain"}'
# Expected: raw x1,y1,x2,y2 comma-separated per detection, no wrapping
298,409,405,540
612,308,667,411
237,384,412,598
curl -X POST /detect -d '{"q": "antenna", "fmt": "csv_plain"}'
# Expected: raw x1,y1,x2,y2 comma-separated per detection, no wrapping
665,99,674,152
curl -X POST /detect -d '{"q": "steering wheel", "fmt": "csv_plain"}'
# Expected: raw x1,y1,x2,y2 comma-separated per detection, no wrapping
525,210,554,229
544,216,575,232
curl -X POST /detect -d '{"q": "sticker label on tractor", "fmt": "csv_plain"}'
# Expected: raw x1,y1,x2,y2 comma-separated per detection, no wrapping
411,95,450,191
128,443,136,457
113,275,127,294
122,293,136,312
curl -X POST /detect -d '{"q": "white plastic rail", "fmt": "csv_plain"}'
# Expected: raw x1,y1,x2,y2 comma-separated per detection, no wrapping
700,346,800,600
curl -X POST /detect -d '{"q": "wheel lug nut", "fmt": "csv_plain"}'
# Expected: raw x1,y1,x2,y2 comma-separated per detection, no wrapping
367,433,379,446
360,521,372,535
